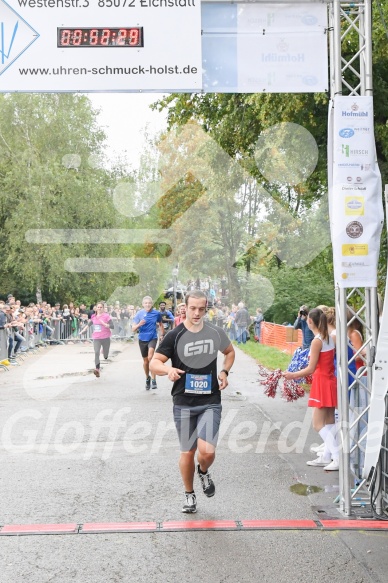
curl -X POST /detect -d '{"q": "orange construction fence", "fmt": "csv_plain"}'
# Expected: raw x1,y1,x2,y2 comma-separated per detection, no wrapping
259,322,303,355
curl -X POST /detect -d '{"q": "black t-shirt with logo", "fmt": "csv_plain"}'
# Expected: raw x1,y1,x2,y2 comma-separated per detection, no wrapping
156,322,231,406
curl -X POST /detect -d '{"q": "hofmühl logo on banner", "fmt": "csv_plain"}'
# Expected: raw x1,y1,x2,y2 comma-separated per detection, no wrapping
342,103,368,117
346,221,364,239
262,39,304,62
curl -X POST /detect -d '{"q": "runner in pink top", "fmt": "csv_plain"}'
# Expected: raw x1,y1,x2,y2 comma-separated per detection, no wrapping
90,302,113,377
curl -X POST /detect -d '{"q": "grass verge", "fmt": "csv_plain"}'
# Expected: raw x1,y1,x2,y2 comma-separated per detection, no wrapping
233,341,291,370
234,341,311,392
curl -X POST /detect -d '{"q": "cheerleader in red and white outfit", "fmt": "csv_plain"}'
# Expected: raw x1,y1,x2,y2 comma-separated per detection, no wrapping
283,308,339,471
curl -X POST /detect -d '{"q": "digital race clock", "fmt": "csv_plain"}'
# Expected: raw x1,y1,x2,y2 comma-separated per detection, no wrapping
57,28,144,48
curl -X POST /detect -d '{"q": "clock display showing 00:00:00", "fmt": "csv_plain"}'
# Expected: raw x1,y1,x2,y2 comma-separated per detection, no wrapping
57,27,144,47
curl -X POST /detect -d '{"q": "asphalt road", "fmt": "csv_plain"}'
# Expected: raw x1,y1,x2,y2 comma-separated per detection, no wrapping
0,340,387,582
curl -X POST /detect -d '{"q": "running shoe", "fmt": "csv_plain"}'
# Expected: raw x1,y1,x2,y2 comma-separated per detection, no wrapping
197,464,215,497
182,492,197,513
306,455,331,467
94,368,100,378
324,459,339,471
145,376,151,390
151,379,158,390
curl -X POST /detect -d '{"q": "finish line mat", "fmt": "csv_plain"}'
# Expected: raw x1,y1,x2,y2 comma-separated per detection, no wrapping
1,519,388,536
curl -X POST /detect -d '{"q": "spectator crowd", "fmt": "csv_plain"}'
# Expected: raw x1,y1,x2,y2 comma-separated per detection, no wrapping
0,277,265,366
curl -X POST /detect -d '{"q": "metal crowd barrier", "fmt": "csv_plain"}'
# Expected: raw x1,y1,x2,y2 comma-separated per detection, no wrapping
111,318,134,341
0,314,135,372
0,329,8,368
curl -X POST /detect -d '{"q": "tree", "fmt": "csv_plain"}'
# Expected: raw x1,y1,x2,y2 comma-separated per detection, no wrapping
151,5,388,314
0,94,138,302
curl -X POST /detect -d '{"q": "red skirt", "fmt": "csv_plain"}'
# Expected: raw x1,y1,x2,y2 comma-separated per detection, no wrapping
307,373,337,408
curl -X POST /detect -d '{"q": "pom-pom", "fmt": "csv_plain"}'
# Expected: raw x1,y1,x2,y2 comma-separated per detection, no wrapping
258,366,282,399
259,365,305,401
281,378,305,402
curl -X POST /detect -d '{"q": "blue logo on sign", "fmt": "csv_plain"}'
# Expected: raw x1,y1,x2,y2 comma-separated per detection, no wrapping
339,128,355,138
347,199,362,210
301,14,318,26
0,0,40,76
302,75,317,86
0,20,18,65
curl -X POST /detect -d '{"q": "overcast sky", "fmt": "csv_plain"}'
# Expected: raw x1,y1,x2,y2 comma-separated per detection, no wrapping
89,93,168,169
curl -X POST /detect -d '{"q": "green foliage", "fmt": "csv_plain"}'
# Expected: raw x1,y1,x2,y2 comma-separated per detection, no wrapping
234,341,291,371
261,259,335,324
0,94,144,303
152,7,388,314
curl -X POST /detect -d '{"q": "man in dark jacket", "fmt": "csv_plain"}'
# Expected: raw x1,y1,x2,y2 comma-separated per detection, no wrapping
235,302,250,344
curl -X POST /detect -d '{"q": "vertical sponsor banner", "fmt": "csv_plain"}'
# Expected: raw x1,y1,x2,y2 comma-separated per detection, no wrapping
331,96,383,287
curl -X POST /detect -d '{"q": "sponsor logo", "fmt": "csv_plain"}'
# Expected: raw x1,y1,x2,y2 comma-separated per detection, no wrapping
342,243,368,256
338,162,360,168
248,13,275,26
341,185,366,191
341,103,368,117
346,221,363,238
302,75,318,86
360,163,371,171
0,4,40,76
341,145,369,157
183,339,215,357
277,39,289,52
301,14,318,26
354,127,370,133
262,53,305,63
345,196,364,216
262,39,305,62
339,128,355,138
342,261,368,267
346,177,362,183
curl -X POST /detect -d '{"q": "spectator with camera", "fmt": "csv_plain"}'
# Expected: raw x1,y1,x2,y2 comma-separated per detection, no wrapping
294,304,315,349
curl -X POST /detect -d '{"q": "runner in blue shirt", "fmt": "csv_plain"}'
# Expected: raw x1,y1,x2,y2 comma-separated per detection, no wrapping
132,296,164,390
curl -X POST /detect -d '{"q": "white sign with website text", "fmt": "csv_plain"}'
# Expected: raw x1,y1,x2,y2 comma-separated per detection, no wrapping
0,0,202,91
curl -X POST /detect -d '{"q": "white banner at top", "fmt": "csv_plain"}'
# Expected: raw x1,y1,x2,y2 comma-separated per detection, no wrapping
202,1,328,92
330,96,383,288
0,1,328,93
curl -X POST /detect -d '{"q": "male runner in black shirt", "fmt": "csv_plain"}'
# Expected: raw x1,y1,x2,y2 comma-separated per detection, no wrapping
150,290,235,513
